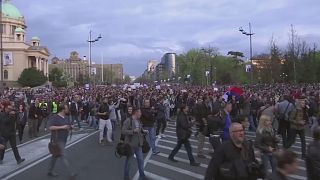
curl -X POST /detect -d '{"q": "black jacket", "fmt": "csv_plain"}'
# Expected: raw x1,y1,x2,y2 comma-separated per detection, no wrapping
28,103,41,119
204,140,257,180
267,170,288,180
204,115,224,137
306,140,320,180
255,129,279,154
0,112,17,137
141,108,155,127
193,103,210,133
176,112,192,140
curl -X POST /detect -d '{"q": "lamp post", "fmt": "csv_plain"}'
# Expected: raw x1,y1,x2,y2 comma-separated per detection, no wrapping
239,23,254,83
87,30,102,85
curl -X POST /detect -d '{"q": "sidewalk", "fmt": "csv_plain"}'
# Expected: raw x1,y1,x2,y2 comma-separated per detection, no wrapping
0,132,92,179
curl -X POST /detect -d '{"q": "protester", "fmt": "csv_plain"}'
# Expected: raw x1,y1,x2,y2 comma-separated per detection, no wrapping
122,108,149,180
306,126,320,180
16,104,28,143
168,105,200,166
275,95,295,147
267,149,298,180
285,97,308,159
97,97,112,145
141,99,160,155
204,123,262,180
0,104,25,165
255,115,279,175
47,102,77,180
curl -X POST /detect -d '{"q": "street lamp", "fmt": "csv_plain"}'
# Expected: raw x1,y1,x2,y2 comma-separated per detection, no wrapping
239,23,254,83
87,30,102,85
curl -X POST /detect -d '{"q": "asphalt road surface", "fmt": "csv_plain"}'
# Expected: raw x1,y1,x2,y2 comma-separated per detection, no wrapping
2,121,308,180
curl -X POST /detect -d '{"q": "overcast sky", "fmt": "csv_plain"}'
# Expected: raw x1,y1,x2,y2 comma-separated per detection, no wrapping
13,0,320,76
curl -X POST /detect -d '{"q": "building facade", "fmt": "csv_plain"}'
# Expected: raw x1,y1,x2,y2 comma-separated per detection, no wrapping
1,0,50,85
49,51,123,84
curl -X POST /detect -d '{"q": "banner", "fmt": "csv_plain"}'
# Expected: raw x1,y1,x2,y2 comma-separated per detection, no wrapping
245,65,251,72
3,52,13,66
91,67,96,75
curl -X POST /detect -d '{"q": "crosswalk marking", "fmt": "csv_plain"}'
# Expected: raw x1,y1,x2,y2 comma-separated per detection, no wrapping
157,153,208,168
135,122,308,180
148,160,204,179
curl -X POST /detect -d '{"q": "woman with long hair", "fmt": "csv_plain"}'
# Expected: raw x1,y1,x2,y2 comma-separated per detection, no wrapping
255,114,279,175
16,104,27,143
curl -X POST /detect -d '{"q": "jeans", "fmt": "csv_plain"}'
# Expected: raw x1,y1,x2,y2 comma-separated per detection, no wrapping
286,129,306,156
88,116,98,129
99,119,113,143
124,147,145,179
48,141,74,176
197,133,206,155
249,115,257,131
278,120,290,147
71,115,81,129
17,123,26,142
169,139,195,163
261,153,276,175
144,127,158,153
156,118,167,135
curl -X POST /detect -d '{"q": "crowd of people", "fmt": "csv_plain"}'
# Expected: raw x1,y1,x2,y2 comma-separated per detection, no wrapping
0,83,320,179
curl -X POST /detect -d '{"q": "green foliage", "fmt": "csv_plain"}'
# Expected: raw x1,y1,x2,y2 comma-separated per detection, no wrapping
18,68,47,87
49,67,63,81
52,80,67,87
124,75,131,84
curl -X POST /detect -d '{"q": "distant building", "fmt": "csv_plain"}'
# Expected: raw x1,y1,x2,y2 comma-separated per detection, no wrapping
160,53,176,77
49,51,89,82
1,0,50,86
147,60,158,72
49,51,123,84
252,54,285,69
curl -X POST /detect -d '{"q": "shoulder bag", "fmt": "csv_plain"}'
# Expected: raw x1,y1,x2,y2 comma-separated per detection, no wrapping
115,118,133,158
142,135,150,153
48,130,62,158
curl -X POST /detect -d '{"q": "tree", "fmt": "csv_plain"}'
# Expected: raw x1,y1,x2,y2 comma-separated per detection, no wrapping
123,75,131,84
49,67,63,82
227,51,244,59
18,68,47,87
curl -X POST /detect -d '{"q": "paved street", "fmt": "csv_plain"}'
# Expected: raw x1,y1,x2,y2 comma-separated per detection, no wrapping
2,121,309,180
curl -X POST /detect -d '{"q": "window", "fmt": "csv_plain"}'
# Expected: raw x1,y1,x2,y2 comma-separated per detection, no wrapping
11,25,16,35
1,24,6,34
4,70,8,79
17,34,21,41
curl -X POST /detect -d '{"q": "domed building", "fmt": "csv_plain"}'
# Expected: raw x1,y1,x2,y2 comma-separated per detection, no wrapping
1,0,50,86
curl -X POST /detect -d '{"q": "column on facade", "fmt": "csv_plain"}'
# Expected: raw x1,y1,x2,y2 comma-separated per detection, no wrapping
36,57,39,70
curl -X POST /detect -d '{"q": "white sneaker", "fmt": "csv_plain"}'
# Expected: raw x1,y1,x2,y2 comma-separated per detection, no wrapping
156,135,161,139
161,134,166,138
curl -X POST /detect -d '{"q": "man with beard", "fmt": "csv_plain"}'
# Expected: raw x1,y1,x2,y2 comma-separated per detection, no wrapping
47,103,77,180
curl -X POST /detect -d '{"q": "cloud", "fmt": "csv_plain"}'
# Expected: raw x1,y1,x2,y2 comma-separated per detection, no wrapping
12,0,320,76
